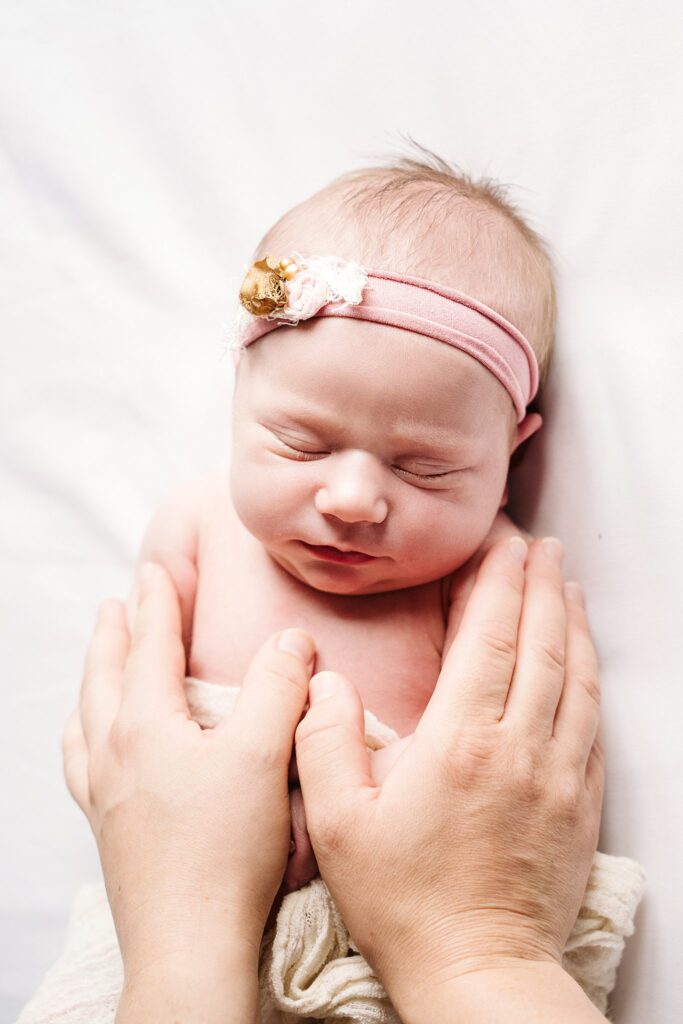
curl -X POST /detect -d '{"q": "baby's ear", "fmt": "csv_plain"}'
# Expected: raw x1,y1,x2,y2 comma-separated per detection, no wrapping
500,412,543,509
511,412,543,456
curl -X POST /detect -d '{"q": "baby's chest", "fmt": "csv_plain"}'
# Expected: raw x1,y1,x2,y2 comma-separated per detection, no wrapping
189,522,446,736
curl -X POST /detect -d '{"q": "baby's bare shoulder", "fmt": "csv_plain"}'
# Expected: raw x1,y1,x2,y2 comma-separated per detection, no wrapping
140,471,229,560
483,510,534,546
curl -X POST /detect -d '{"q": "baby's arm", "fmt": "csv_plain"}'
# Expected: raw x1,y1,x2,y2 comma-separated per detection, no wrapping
442,511,534,660
129,479,206,654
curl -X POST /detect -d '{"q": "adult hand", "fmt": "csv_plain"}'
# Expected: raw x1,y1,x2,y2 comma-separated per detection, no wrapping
62,562,315,1023
295,537,605,1023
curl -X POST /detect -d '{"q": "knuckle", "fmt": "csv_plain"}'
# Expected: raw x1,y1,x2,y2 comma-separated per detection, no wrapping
591,731,606,765
495,557,526,593
294,716,316,750
268,658,308,691
256,660,308,702
83,748,108,807
574,668,601,709
440,728,497,788
247,737,286,774
510,746,545,802
533,633,565,673
554,774,584,821
480,621,518,662
107,712,145,757
130,621,155,649
307,807,347,857
295,718,346,767
85,762,100,806
128,637,184,679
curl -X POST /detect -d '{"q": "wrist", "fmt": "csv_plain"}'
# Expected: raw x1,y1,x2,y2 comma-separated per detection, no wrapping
394,960,607,1024
114,887,266,981
116,944,260,1024
377,910,560,1017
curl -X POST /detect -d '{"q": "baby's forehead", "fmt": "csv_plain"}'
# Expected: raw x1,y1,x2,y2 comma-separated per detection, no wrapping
244,317,517,448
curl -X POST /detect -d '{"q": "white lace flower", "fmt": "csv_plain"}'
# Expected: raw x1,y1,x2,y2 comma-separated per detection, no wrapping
284,269,331,319
298,255,367,309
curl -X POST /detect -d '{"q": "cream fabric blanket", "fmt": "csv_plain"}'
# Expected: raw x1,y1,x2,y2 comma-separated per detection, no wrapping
18,678,645,1024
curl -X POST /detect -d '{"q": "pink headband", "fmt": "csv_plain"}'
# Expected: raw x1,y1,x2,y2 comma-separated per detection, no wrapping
235,255,539,422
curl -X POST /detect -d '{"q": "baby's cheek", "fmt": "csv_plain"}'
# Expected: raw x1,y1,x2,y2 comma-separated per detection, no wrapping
407,502,491,577
230,463,278,540
231,459,304,544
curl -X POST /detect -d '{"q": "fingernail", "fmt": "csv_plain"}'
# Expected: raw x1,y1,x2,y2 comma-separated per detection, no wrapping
278,629,315,666
309,671,339,704
508,537,528,563
564,581,585,606
542,537,565,565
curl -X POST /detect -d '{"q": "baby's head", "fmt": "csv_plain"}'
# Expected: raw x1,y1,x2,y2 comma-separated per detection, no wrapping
230,152,555,596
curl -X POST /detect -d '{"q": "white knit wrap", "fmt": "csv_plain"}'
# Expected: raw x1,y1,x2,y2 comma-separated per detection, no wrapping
18,678,645,1023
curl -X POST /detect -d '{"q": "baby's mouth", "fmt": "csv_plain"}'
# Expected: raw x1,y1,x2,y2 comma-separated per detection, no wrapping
300,542,377,565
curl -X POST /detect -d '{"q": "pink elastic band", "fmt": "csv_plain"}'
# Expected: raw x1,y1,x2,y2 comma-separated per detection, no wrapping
241,270,539,422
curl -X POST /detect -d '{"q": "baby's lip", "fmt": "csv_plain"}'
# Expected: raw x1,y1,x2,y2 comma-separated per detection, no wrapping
300,542,378,565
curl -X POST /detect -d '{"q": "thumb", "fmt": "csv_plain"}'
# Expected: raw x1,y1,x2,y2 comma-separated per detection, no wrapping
296,671,374,826
223,629,315,765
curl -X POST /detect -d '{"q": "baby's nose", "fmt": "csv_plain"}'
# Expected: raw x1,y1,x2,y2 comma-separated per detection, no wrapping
314,451,388,525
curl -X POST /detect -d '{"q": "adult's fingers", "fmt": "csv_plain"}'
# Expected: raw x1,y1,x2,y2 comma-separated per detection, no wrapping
552,583,601,772
296,671,374,833
502,538,567,732
129,553,198,658
79,599,128,748
122,562,188,717
225,629,315,766
62,707,90,813
420,537,527,731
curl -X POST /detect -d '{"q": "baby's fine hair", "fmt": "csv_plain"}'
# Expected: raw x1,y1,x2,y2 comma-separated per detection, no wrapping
259,142,557,388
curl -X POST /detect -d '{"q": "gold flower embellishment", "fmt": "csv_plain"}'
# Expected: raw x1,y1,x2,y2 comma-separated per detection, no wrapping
239,255,300,317
233,254,368,345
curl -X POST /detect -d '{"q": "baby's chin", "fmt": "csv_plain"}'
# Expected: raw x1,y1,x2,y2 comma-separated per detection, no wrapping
267,548,449,596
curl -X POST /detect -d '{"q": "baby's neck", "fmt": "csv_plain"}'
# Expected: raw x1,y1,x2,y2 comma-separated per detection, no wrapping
264,552,441,738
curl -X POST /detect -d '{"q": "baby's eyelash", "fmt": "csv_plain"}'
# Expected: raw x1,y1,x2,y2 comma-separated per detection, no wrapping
280,440,328,459
274,434,459,478
393,465,455,480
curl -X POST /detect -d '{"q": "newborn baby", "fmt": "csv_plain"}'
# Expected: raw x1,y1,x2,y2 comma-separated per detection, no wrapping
136,155,553,891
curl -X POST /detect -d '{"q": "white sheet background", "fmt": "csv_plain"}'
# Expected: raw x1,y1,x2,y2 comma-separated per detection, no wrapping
1,2,681,1020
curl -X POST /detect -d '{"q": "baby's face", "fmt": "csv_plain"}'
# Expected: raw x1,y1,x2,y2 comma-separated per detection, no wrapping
231,318,522,596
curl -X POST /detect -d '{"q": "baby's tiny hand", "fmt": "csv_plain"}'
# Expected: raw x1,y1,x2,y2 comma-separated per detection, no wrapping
282,785,319,895
278,742,412,913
